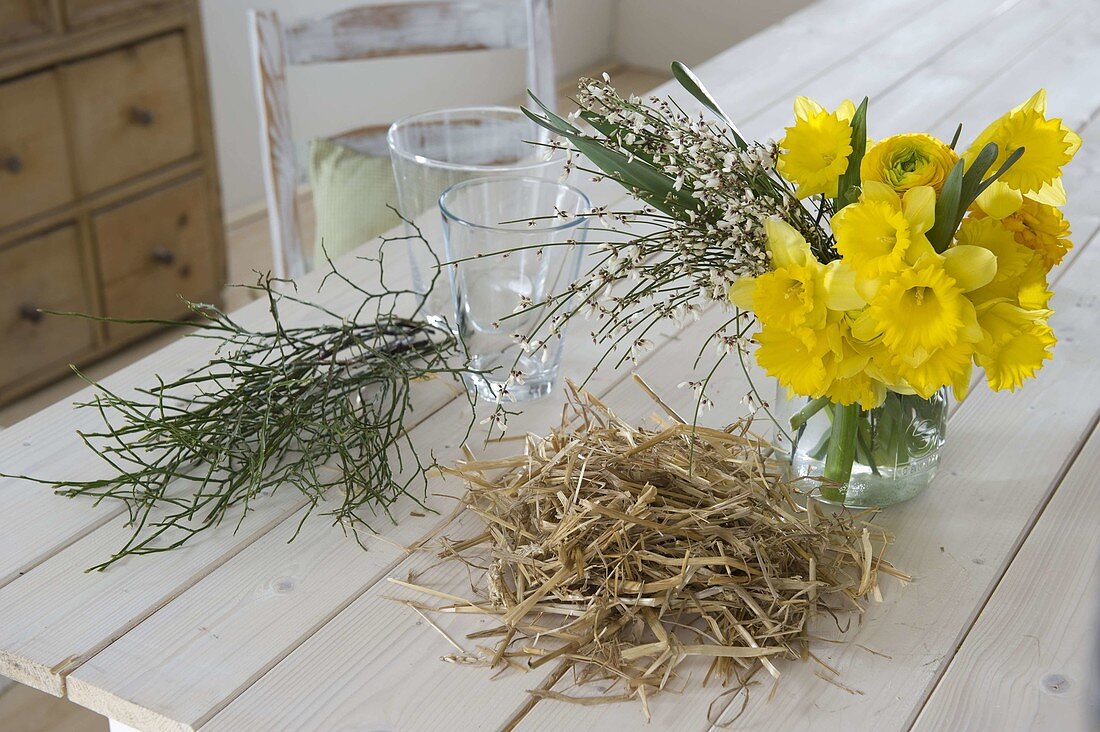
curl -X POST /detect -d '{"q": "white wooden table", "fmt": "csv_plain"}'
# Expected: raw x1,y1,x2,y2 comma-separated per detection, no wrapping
3,0,1100,729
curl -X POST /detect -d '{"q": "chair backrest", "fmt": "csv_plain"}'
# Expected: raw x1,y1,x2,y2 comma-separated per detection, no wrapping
249,1,556,280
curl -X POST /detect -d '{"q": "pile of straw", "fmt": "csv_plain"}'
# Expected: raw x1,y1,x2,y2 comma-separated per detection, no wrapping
397,382,905,718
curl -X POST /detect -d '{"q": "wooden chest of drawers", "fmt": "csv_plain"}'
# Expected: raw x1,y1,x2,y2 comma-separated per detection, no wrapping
0,0,225,405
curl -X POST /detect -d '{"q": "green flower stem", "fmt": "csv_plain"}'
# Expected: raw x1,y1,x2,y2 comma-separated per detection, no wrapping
823,402,861,502
789,396,830,431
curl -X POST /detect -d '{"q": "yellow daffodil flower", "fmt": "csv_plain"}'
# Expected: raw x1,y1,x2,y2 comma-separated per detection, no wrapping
963,89,1081,205
975,301,1056,391
777,96,856,199
973,181,1072,270
956,216,1052,308
831,182,936,282
861,133,958,193
728,218,862,339
846,230,983,394
757,311,887,409
820,317,888,409
865,259,968,356
1013,259,1054,310
742,261,827,343
823,372,889,410
755,323,836,397
888,343,976,401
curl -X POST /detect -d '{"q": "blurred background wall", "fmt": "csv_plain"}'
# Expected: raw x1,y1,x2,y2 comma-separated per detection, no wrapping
198,0,815,217
612,0,811,68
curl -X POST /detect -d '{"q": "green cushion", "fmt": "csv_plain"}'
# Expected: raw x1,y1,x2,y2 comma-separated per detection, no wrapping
308,137,401,265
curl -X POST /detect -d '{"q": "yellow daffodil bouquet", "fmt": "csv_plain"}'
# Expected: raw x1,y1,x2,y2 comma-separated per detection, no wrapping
521,63,1079,506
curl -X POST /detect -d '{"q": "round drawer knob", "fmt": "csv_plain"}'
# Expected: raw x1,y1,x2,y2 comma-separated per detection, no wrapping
151,247,176,266
130,106,156,126
19,304,43,324
2,154,23,174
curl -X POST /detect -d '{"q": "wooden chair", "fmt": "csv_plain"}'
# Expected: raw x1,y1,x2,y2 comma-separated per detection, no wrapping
249,1,556,280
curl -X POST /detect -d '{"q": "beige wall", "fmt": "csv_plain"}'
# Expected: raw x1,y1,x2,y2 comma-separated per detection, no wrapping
611,0,813,71
199,0,618,215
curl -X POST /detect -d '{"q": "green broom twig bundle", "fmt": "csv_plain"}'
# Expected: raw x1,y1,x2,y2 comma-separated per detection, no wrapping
6,229,474,570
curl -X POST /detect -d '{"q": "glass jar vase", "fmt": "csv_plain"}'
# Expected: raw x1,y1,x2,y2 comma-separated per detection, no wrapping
772,386,949,508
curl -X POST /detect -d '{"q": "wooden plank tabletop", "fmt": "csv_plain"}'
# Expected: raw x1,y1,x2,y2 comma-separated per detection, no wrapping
3,0,1100,729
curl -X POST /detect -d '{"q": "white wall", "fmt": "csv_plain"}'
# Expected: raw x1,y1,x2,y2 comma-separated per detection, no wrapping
611,0,812,71
198,0,617,215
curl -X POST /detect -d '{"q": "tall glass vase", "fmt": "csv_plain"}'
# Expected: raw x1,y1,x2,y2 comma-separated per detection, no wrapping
772,386,949,508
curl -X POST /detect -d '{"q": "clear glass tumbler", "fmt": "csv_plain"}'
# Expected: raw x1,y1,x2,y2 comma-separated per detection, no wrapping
387,107,565,324
439,176,589,403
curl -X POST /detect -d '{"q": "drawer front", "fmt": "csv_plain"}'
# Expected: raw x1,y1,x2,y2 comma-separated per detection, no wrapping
0,226,96,389
0,1,54,45
94,177,217,338
64,0,172,28
0,71,76,230
62,33,197,194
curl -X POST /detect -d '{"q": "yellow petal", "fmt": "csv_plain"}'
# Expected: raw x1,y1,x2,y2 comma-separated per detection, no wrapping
953,361,973,401
793,96,825,120
728,278,757,310
943,245,997,292
959,298,983,343
1063,126,1083,157
836,99,857,122
903,235,938,267
902,185,936,233
822,260,865,311
764,217,811,268
849,309,879,341
854,275,880,303
861,180,900,206
886,382,918,396
1012,89,1047,115
1026,176,1067,207
975,180,1023,219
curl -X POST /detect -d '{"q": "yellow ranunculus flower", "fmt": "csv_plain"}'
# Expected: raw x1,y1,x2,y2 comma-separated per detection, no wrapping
973,181,1072,270
777,96,856,199
999,199,1072,270
963,89,1081,205
975,301,1055,391
860,133,958,193
831,182,936,281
